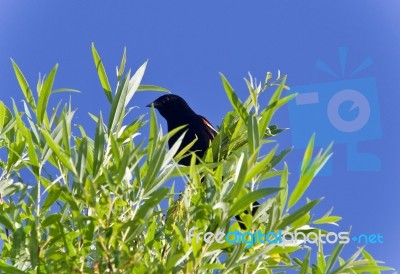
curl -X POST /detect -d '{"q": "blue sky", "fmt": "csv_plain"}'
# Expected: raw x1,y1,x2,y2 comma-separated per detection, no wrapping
1,1,399,269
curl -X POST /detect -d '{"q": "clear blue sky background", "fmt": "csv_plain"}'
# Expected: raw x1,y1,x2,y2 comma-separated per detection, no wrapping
1,1,399,269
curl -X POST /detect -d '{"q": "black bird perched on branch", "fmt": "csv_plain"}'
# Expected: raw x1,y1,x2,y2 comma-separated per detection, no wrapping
146,94,217,166
147,94,259,229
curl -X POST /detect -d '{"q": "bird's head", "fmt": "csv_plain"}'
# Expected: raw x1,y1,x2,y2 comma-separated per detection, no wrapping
146,94,195,120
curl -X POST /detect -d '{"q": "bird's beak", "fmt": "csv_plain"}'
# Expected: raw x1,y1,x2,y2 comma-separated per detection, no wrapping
146,101,160,108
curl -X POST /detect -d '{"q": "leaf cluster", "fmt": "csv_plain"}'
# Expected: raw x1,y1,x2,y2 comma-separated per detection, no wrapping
0,45,393,273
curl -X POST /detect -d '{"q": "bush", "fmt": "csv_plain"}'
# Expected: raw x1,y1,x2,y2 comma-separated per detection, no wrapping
0,44,393,273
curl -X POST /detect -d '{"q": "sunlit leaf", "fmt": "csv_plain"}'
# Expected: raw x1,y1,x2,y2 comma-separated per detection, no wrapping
92,43,112,102
11,59,36,108
220,73,249,123
125,61,147,107
138,84,169,93
37,64,58,125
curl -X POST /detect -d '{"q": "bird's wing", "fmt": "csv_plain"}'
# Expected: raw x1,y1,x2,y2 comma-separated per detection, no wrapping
198,115,218,139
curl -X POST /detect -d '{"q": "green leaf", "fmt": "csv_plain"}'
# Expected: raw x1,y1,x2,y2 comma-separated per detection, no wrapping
144,145,168,196
76,137,88,182
270,147,292,168
12,100,39,175
278,163,289,212
117,115,146,142
226,153,248,201
6,129,26,172
268,75,287,108
275,93,297,108
41,129,77,175
10,226,25,259
108,72,129,132
331,247,369,274
29,221,39,268
278,199,320,229
24,131,40,175
138,187,169,220
42,184,62,212
0,101,12,131
361,250,380,274
324,242,345,273
115,147,132,183
301,133,315,174
93,113,105,176
162,127,187,168
122,188,169,242
171,128,197,161
247,115,259,155
109,134,121,165
92,43,112,103
125,61,147,107
348,266,394,272
37,64,58,125
258,76,288,138
316,240,326,272
245,145,278,182
147,106,158,159
42,214,62,227
288,137,332,209
138,84,169,93
0,179,25,197
144,216,157,245
230,188,281,216
220,73,249,123
0,260,26,274
199,264,225,270
117,46,127,80
22,100,40,143
51,88,80,94
313,215,342,225
300,248,311,274
0,211,15,233
11,59,36,109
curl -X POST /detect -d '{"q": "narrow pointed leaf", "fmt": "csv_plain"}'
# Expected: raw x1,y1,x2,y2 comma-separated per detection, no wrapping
92,43,112,102
220,73,249,123
278,199,320,229
117,46,127,80
108,72,129,132
324,242,345,273
11,59,36,108
37,64,58,125
230,188,281,216
125,61,147,107
301,133,315,174
138,84,169,93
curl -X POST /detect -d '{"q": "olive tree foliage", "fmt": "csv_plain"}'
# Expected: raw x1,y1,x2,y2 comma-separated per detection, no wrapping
0,45,393,273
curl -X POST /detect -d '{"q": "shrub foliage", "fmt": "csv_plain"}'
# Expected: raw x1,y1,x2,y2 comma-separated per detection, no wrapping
0,45,393,273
